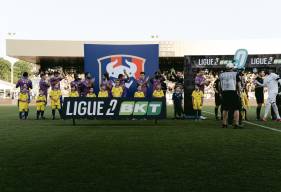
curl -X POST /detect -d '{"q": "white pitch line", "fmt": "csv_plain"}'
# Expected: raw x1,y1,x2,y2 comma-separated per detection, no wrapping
203,110,281,133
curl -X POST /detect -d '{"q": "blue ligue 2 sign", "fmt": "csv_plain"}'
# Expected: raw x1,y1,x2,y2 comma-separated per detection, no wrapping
84,44,159,97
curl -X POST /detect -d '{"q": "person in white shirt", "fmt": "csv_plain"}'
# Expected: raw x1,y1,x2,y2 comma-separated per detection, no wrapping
255,70,281,122
219,63,242,128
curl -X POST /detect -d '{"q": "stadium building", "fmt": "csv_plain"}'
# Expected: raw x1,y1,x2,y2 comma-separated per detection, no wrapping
7,39,281,73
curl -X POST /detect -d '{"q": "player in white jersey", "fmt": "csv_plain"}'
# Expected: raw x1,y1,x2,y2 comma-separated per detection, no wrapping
255,70,281,122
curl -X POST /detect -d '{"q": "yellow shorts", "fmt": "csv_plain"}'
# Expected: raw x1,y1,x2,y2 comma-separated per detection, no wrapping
36,104,45,111
193,100,202,110
19,102,29,112
51,103,61,110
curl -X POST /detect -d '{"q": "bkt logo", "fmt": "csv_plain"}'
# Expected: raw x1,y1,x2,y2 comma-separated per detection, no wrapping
98,55,145,88
119,101,162,116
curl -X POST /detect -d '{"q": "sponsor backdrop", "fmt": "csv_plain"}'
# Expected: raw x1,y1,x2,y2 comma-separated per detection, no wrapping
62,98,166,119
185,54,281,68
84,44,159,97
184,53,281,115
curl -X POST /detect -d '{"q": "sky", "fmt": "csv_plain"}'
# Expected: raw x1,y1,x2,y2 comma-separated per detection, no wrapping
1,0,281,60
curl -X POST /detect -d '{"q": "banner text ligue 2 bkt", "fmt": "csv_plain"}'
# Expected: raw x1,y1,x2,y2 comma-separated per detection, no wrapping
62,44,166,119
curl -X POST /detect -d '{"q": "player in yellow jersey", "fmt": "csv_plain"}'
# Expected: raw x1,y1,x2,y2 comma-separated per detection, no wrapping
152,84,165,98
36,89,47,120
98,84,109,98
87,87,96,98
49,84,62,120
18,87,29,120
192,85,204,120
134,85,145,98
112,80,123,98
69,85,79,97
241,88,249,121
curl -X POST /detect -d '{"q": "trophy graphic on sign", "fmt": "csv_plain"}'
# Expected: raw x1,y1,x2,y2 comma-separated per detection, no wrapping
234,49,248,69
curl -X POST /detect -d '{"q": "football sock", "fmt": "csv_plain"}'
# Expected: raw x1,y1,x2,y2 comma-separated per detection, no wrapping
215,107,218,118
256,106,261,119
198,110,202,118
41,111,44,118
52,110,55,119
264,102,271,119
36,111,40,119
272,103,281,119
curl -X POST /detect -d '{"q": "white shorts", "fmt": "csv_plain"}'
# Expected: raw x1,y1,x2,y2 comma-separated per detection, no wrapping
267,93,278,104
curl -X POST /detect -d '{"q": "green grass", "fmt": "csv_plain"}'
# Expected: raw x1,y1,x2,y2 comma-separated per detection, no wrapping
0,106,281,192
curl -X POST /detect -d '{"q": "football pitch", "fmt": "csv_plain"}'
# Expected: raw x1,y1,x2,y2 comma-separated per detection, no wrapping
1,106,281,192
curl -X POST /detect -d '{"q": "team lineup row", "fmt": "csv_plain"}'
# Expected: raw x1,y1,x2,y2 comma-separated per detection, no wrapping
15,71,184,120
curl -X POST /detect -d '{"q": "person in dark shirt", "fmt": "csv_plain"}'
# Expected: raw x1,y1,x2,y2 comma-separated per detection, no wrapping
213,74,222,120
172,86,184,119
255,70,265,120
171,69,184,86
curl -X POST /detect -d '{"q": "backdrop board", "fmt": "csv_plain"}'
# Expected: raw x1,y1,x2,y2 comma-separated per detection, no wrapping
62,98,166,121
84,44,159,98
184,54,281,115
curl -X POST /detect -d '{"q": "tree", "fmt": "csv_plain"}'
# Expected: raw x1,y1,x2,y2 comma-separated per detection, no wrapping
13,60,33,83
0,58,11,82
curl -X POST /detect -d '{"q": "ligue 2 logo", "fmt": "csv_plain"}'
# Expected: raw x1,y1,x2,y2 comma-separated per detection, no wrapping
234,49,248,69
98,55,146,88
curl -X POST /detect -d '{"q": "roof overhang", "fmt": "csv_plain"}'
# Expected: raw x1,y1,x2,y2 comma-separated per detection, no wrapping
6,39,160,64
